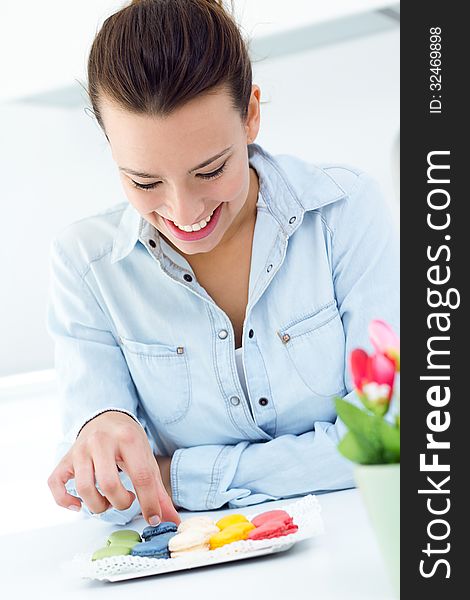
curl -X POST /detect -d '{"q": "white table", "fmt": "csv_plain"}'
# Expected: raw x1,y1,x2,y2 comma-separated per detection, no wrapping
0,387,395,599
0,489,396,599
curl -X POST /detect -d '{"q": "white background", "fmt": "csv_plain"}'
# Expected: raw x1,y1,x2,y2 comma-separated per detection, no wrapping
0,1,399,379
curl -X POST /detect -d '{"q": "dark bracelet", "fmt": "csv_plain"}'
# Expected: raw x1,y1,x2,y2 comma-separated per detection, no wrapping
76,409,140,439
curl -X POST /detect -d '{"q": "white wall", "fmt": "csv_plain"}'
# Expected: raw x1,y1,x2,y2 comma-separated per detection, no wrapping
0,24,399,378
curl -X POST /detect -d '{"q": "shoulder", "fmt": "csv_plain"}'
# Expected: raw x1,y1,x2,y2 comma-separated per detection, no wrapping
274,152,365,194
272,152,383,232
316,166,386,236
50,202,128,277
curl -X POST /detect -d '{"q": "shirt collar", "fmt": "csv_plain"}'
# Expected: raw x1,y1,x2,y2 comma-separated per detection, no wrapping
110,201,144,264
248,142,347,219
110,142,346,264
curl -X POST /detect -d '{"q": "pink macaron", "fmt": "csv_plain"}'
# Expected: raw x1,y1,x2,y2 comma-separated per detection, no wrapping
251,509,294,529
247,518,299,540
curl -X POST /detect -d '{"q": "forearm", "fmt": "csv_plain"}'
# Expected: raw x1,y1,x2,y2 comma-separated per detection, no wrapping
170,421,356,511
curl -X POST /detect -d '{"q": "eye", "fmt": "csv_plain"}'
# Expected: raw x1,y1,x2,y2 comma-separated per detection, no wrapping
129,161,228,191
129,180,160,191
198,161,227,180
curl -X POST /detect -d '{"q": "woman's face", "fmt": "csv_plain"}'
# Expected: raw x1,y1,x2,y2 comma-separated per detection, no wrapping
100,85,261,256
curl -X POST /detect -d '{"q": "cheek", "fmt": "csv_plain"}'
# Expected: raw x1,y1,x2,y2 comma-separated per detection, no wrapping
222,163,249,205
122,182,159,215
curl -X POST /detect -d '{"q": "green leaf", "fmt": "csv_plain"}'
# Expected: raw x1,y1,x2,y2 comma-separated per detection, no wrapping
379,419,400,463
335,397,400,464
335,398,382,452
337,431,381,464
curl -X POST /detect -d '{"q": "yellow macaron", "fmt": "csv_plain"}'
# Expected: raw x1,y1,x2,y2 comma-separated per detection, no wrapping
215,513,249,530
209,521,255,549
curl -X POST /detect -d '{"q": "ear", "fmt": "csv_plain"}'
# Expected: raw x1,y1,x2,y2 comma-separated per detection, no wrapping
245,84,261,144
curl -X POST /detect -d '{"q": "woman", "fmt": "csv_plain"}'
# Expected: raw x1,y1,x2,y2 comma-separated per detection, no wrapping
46,0,399,527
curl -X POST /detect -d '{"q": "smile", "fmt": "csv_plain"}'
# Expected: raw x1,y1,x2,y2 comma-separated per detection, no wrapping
161,203,224,242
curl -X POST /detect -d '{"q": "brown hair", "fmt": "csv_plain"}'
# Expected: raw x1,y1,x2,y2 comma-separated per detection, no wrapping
84,0,253,134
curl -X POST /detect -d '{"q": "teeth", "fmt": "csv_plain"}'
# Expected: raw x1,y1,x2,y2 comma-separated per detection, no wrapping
173,206,218,232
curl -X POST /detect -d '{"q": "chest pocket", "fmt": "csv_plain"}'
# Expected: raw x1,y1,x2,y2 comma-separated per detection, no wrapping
119,337,191,425
277,300,346,398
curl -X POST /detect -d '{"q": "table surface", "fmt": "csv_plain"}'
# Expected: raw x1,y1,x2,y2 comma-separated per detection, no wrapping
0,390,395,599
1,489,395,599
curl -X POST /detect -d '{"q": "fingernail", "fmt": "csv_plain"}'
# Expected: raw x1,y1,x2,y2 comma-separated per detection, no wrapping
68,504,81,512
149,515,161,526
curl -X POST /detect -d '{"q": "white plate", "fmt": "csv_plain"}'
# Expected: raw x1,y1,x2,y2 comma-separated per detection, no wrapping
65,494,324,582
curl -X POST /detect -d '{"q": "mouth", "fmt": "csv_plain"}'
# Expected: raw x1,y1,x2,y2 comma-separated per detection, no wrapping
160,203,223,242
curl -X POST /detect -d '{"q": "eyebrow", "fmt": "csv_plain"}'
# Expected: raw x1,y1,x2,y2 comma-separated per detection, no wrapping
118,145,234,179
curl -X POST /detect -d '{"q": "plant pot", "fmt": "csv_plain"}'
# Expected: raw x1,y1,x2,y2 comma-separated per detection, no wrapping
354,463,400,597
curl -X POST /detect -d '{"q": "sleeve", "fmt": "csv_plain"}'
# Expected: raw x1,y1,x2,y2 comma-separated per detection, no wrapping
170,171,400,511
330,171,400,436
46,238,155,524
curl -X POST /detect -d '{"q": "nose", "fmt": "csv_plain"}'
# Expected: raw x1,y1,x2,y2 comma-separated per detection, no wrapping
165,186,206,226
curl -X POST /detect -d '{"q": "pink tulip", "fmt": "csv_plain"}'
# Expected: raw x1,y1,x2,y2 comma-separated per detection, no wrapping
349,348,395,415
369,319,400,371
350,349,369,391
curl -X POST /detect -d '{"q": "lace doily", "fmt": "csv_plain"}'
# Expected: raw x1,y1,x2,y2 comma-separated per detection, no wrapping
64,494,324,582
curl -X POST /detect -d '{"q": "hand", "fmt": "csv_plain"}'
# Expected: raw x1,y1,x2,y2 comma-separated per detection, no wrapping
47,411,181,526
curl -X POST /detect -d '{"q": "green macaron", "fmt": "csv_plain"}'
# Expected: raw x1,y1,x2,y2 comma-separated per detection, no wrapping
92,545,132,561
106,529,142,547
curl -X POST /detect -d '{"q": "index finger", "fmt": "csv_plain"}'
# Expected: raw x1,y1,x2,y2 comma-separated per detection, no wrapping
119,443,165,525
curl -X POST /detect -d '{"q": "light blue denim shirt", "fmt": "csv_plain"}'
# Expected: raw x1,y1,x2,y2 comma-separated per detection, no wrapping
46,142,399,525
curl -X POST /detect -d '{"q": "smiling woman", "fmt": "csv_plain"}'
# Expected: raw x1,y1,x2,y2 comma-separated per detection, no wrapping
100,84,260,254
86,0,260,258
45,0,399,527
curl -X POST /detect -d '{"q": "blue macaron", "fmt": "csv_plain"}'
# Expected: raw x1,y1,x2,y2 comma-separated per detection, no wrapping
142,521,178,541
131,531,177,559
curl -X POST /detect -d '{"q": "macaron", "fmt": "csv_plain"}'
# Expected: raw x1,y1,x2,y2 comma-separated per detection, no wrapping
251,509,293,528
177,516,219,534
142,521,178,541
216,513,250,530
247,518,299,541
131,531,177,559
169,529,211,558
209,521,255,549
92,545,132,561
106,529,142,547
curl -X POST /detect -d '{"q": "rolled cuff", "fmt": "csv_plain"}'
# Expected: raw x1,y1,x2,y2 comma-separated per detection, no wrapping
65,469,142,526
170,442,250,511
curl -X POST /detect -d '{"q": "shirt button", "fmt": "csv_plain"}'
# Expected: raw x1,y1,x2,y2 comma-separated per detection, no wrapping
149,239,156,248
258,397,269,406
266,264,273,272
248,329,254,338
183,274,193,282
289,216,297,224
218,329,228,339
230,396,240,406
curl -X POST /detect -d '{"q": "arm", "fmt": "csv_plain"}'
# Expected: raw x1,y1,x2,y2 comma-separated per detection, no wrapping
330,170,400,435
46,238,159,524
169,171,400,511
